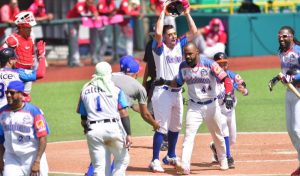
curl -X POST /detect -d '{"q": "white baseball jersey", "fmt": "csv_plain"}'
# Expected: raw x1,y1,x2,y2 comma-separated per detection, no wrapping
279,44,300,74
0,68,37,108
176,56,228,101
152,36,187,80
0,103,49,155
77,83,128,122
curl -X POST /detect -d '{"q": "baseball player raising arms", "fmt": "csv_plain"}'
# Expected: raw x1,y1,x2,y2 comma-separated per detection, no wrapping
268,26,300,176
0,80,49,176
154,42,234,174
77,62,132,176
148,1,197,173
210,52,248,169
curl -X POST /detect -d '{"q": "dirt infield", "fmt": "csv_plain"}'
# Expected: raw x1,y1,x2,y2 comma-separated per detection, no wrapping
44,56,297,175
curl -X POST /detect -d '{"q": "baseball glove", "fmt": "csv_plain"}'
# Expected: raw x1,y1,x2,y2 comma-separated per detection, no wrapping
166,0,187,17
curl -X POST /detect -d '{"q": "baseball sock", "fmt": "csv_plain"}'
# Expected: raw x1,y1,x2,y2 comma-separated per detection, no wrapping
167,130,179,158
224,136,231,158
152,131,164,161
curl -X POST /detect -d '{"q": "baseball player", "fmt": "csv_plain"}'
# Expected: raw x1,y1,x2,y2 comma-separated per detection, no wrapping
77,61,132,176
2,11,47,102
210,52,248,169
148,1,197,173
0,48,45,108
268,26,300,176
0,80,49,176
154,42,234,174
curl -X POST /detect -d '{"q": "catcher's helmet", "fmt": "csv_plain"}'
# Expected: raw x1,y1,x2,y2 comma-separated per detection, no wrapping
0,48,16,61
14,11,36,27
213,52,228,63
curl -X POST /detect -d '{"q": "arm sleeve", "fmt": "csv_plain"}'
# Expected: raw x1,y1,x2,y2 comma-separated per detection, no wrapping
118,90,129,109
152,39,163,56
34,113,49,138
18,69,37,82
0,125,4,144
76,94,88,116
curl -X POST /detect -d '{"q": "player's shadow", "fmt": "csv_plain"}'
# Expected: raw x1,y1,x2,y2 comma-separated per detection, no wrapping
191,162,222,171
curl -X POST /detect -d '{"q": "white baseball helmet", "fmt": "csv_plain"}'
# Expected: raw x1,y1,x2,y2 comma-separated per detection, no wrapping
14,11,37,27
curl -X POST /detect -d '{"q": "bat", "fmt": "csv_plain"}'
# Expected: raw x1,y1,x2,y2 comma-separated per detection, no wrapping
279,72,300,99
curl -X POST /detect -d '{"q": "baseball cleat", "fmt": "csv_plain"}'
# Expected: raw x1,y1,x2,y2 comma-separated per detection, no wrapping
175,163,190,175
219,158,229,170
291,167,300,176
227,156,235,169
149,159,165,173
209,142,218,163
162,155,179,166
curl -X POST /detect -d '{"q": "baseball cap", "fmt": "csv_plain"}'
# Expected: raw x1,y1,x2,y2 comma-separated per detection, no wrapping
124,59,139,74
7,81,25,93
213,52,228,63
120,55,134,72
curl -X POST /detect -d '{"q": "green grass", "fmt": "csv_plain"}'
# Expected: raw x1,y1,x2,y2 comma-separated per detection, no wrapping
31,68,287,143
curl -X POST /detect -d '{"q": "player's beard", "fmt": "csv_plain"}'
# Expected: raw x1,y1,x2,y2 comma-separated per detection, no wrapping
279,40,292,52
186,58,197,67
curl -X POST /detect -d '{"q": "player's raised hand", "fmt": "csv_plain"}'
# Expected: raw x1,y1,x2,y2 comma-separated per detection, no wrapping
224,93,233,109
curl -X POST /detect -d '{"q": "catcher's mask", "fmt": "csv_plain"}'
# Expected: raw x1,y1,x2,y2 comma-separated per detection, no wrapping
14,11,37,27
165,0,189,17
213,52,228,64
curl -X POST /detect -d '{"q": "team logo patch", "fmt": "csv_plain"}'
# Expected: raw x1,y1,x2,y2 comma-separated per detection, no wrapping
200,69,208,77
36,119,45,129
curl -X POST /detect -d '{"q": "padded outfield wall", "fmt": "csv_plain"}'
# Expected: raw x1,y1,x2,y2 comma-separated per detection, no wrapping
175,13,300,57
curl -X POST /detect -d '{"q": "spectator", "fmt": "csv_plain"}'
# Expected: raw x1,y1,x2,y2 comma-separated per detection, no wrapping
28,0,54,40
90,0,117,65
237,0,261,13
66,0,98,67
193,18,227,58
0,0,20,44
118,0,141,56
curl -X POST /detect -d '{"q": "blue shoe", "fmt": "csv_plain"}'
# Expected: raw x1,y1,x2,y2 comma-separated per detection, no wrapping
162,155,179,166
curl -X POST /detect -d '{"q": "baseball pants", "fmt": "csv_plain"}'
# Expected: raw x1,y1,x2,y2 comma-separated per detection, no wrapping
151,86,183,134
90,27,108,64
181,100,226,169
3,152,48,176
86,121,129,176
220,101,238,145
285,89,300,161
67,24,80,65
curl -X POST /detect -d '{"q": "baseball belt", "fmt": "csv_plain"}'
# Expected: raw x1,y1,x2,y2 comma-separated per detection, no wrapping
190,98,217,105
162,86,181,92
89,118,118,124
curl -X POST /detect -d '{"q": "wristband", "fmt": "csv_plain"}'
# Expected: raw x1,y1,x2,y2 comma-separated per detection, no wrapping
121,116,131,135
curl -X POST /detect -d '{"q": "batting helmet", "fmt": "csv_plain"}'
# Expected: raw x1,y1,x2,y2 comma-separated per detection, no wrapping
0,48,16,67
213,52,228,63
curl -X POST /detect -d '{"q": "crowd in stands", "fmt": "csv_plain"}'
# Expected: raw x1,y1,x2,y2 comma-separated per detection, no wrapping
0,0,295,67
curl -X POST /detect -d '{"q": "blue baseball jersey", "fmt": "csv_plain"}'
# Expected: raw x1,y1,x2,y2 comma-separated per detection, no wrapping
77,83,128,122
152,35,187,80
176,56,228,101
0,103,49,156
279,44,300,74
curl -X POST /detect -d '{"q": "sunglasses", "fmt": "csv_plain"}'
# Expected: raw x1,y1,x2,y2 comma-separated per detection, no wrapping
167,32,177,37
5,90,20,96
278,34,292,38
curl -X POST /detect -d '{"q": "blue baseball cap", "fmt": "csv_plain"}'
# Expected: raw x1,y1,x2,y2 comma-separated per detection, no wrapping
124,59,139,73
120,55,134,72
7,80,25,93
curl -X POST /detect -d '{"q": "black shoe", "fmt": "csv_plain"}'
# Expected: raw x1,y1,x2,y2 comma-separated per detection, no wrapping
209,142,218,163
227,156,235,169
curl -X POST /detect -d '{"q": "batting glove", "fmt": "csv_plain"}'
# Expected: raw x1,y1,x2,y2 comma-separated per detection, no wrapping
268,76,279,91
224,93,233,109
